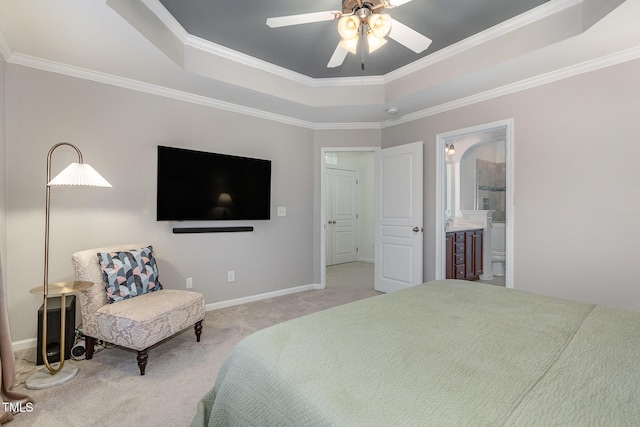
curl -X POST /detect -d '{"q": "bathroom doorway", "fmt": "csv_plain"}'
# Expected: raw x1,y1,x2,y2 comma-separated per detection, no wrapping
435,119,514,288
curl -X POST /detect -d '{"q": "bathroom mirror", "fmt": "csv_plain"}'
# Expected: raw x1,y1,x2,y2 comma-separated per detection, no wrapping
459,140,506,223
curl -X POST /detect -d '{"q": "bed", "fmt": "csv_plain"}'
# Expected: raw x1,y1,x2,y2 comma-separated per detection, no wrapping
192,279,640,426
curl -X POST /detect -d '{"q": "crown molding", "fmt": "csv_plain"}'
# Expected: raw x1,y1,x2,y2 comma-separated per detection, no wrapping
140,0,188,42
143,0,385,89
0,30,12,62
183,30,385,89
6,43,639,131
384,0,582,83
143,0,583,88
381,45,640,128
5,53,320,129
312,122,381,130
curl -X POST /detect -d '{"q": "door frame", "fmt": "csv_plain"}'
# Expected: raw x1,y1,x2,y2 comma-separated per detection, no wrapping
435,119,515,288
320,147,380,289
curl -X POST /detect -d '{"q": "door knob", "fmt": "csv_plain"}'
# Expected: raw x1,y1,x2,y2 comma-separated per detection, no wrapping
413,227,422,232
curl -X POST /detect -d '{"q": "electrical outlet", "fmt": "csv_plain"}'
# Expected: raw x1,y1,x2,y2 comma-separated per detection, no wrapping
227,271,235,282
186,277,193,289
277,206,286,217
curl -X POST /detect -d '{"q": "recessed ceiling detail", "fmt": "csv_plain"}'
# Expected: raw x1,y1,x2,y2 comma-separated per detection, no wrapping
158,0,551,79
266,0,432,70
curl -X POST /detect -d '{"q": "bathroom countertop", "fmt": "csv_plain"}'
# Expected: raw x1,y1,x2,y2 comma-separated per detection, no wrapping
446,226,484,233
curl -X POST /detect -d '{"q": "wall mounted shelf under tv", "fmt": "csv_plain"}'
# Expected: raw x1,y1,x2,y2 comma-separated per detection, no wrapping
172,226,254,234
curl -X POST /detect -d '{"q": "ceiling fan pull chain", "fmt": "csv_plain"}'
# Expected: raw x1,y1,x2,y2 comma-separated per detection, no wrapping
361,24,365,70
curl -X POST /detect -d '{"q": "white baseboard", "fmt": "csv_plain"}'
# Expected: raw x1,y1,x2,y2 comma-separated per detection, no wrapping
205,283,324,311
12,338,37,352
358,258,374,264
12,284,324,350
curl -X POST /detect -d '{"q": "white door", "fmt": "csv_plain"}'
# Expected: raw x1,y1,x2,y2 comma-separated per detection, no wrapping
326,168,358,265
375,141,423,293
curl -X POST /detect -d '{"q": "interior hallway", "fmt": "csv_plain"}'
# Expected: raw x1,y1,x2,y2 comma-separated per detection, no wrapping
326,261,374,291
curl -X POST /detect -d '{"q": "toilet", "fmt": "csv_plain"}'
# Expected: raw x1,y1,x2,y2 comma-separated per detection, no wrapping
491,223,506,277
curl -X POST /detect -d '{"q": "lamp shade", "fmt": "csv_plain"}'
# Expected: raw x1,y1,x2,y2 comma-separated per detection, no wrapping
367,32,387,53
339,37,359,54
338,16,360,40
47,163,112,187
369,14,391,39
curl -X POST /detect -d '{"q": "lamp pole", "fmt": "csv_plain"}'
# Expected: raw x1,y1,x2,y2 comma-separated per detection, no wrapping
41,143,84,374
26,143,111,389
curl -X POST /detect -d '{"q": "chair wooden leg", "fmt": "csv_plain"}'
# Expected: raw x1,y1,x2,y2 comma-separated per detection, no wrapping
86,336,95,359
194,320,203,342
137,349,148,375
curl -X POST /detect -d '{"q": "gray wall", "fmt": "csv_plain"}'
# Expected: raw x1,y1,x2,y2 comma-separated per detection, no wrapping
382,57,640,311
4,64,323,342
4,55,640,344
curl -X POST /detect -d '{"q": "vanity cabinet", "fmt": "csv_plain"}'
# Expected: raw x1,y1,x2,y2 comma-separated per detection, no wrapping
445,229,483,281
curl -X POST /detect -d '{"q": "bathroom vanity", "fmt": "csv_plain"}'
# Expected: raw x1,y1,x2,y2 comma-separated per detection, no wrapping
445,229,483,281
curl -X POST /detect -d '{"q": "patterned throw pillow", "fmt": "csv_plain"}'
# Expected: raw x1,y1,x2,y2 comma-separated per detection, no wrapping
97,245,163,304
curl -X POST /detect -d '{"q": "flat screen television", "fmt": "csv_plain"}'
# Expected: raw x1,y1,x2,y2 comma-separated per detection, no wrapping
157,145,271,221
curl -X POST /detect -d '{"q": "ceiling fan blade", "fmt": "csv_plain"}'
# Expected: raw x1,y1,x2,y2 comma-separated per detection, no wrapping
386,0,413,7
266,11,338,28
327,44,349,68
388,18,432,53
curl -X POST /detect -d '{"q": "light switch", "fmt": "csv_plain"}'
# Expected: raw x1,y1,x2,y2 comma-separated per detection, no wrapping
277,206,286,217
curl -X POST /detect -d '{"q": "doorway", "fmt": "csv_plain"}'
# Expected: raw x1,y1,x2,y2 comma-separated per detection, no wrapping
325,168,359,266
320,148,377,289
435,119,515,288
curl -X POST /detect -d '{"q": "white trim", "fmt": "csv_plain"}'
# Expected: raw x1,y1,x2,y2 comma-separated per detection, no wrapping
144,0,385,89
436,119,514,288
205,284,323,311
5,53,319,129
313,122,381,130
382,46,640,128
11,338,37,352
4,43,640,131
143,0,580,88
0,30,12,61
186,35,385,89
385,0,582,83
12,283,325,350
139,0,189,42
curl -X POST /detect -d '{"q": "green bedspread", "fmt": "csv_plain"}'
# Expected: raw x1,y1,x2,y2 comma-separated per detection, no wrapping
192,280,640,426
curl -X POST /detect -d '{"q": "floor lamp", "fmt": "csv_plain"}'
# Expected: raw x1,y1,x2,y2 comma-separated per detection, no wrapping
25,142,111,390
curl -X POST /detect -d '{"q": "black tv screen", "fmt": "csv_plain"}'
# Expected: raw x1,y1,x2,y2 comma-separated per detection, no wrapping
157,146,271,221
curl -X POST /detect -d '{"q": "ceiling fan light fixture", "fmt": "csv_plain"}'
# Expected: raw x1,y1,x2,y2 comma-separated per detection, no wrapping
339,37,359,54
338,15,360,40
367,32,387,53
369,13,392,39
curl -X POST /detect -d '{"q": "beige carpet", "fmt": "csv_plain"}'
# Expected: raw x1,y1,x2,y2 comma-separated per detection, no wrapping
10,262,377,426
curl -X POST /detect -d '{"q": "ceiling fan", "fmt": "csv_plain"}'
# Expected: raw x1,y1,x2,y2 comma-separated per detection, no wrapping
266,0,432,69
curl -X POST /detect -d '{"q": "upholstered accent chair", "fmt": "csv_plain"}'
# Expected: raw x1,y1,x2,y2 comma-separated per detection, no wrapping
71,244,205,375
